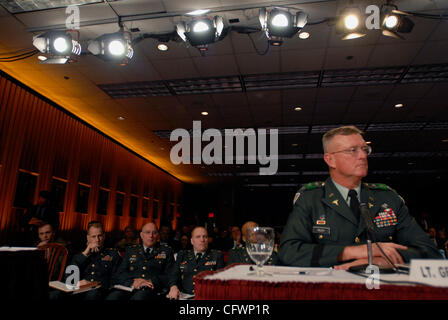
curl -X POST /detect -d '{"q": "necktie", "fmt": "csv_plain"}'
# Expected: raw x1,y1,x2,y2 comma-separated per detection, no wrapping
145,247,152,256
196,253,202,262
348,189,360,221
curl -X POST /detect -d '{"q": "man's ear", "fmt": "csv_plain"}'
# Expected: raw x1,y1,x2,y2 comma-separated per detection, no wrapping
324,153,335,169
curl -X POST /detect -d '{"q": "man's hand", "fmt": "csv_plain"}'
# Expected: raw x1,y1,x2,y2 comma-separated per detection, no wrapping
132,278,154,290
77,280,90,287
37,240,49,247
82,242,100,256
338,242,408,264
167,285,180,300
334,257,391,270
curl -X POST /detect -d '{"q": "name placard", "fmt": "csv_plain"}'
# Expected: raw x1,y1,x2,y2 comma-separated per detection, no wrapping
409,259,448,287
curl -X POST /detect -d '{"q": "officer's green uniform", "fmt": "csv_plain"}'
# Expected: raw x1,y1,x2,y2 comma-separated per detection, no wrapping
279,178,442,267
49,247,121,300
71,247,121,299
174,249,224,295
227,245,278,266
107,243,176,300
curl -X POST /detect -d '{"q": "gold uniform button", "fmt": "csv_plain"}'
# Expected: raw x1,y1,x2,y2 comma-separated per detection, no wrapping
194,269,198,272
355,237,360,243
91,272,95,275
130,267,134,271
90,279,94,282
143,266,147,270
91,264,95,267
318,235,323,240
389,236,393,241
142,274,145,278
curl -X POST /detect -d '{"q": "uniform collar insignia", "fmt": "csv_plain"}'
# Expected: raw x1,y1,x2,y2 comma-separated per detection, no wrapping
368,203,374,208
332,199,339,206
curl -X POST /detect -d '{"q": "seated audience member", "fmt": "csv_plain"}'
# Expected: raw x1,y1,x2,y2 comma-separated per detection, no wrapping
36,222,66,247
175,234,191,253
230,226,243,249
227,221,278,266
50,221,121,300
159,225,175,248
167,226,224,299
115,226,139,251
106,222,177,300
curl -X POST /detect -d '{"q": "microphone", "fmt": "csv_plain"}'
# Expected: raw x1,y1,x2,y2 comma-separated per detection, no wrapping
348,203,398,274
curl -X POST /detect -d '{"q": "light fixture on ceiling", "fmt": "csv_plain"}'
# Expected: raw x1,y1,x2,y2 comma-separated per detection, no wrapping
201,111,209,116
335,7,367,40
117,116,125,120
87,30,133,64
157,43,169,51
380,4,415,40
259,7,308,46
294,106,303,111
32,30,81,64
394,103,404,108
176,16,225,51
186,9,211,16
298,31,310,39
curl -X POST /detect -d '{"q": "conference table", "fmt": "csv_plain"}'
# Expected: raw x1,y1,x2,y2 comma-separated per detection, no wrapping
194,264,448,300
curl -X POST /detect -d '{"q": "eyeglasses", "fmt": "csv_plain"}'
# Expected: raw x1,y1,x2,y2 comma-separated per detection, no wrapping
329,145,372,156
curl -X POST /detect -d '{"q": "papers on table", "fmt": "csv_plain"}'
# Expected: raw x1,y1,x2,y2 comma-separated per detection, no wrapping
0,246,38,252
113,284,134,292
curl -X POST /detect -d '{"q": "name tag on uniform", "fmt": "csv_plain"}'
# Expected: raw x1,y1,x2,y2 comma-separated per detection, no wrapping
312,226,330,235
204,261,216,266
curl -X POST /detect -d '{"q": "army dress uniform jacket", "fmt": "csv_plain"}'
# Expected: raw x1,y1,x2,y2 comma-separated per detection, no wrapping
112,243,177,292
227,245,278,266
174,249,224,294
279,178,442,267
70,247,121,289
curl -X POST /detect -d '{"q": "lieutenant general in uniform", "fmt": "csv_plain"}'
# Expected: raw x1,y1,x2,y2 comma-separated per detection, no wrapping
279,125,442,269
106,222,177,300
167,226,224,299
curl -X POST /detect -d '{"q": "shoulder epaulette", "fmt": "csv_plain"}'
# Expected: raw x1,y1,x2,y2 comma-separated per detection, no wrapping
364,183,393,191
299,181,325,192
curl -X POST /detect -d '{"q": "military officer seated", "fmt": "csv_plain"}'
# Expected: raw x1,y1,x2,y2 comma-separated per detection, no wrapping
106,222,177,300
49,221,121,300
227,221,278,266
279,125,442,270
167,226,224,299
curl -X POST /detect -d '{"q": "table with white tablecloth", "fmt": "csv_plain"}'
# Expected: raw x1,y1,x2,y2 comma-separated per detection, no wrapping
194,264,448,300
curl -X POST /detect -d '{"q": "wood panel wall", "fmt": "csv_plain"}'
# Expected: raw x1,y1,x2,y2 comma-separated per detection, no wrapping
0,71,183,243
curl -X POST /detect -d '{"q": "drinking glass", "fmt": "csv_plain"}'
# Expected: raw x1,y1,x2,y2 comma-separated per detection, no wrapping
245,226,274,276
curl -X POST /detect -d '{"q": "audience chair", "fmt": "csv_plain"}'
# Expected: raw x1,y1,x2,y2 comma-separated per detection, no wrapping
39,243,68,281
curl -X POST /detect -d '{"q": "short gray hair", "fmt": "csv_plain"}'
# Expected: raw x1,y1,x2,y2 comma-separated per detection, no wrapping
322,126,364,153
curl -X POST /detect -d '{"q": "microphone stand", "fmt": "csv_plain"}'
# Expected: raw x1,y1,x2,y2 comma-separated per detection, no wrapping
348,203,398,274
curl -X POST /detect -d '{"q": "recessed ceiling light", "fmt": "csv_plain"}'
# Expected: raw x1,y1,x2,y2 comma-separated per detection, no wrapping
292,143,298,147
366,141,371,144
37,55,47,61
201,111,208,116
117,116,125,120
394,103,404,108
298,32,310,39
157,43,168,51
442,139,448,143
294,106,302,111
186,9,210,16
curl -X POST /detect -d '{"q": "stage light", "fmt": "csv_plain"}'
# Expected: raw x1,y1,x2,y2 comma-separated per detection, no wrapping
88,31,133,64
381,5,414,40
157,43,168,51
259,8,308,46
335,8,366,40
176,16,225,51
32,31,81,63
298,31,310,39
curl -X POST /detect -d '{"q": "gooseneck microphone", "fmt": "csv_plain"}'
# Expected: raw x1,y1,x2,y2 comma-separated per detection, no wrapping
348,203,399,274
